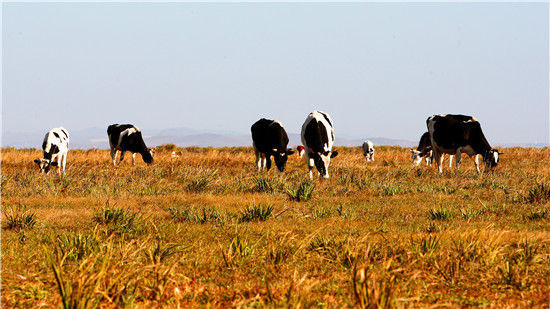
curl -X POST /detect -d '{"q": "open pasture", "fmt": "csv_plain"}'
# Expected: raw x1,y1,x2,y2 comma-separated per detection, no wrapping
1,146,549,307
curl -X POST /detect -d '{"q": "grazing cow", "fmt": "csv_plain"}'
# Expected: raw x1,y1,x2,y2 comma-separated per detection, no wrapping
301,111,338,179
34,127,70,174
411,132,456,167
251,118,295,172
362,140,375,162
107,124,154,166
427,114,502,173
296,145,305,159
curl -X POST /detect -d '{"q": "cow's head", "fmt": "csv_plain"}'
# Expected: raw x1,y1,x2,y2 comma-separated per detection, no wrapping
484,149,502,169
272,148,295,172
410,149,423,166
142,148,154,164
34,158,57,174
311,150,339,179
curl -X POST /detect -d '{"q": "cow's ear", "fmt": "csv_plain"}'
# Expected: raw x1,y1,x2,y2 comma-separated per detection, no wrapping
51,161,58,166
331,151,339,158
34,159,41,164
498,151,504,155
286,148,295,155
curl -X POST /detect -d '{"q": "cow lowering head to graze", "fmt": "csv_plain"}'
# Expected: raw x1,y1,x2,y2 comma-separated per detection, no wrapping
108,124,154,166
251,118,295,172
362,140,375,162
427,114,502,173
34,127,70,175
301,111,338,179
411,132,433,166
411,132,458,167
296,145,305,159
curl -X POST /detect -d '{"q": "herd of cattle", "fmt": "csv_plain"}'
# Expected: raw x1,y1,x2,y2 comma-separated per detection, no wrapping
33,111,502,178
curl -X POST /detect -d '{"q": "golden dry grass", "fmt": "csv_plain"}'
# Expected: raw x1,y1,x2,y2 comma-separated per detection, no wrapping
1,146,549,307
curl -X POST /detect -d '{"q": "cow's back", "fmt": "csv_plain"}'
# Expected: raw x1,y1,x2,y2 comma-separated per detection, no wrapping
251,119,288,153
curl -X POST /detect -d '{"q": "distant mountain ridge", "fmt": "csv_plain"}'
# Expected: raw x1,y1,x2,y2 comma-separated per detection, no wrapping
2,127,547,149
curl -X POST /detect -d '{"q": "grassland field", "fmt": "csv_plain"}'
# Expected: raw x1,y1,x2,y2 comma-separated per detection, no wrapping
1,146,549,307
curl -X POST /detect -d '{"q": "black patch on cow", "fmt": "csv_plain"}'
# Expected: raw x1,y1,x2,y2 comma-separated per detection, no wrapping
53,132,60,138
303,119,329,154
251,118,291,172
60,129,69,139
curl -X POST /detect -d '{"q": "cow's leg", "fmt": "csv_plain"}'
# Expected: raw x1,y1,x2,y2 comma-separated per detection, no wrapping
449,155,454,168
119,151,125,165
255,151,262,172
111,149,118,166
265,155,272,171
454,151,462,170
261,154,267,171
433,150,443,173
371,153,374,161
132,153,136,166
308,156,315,180
474,154,481,173
62,151,67,174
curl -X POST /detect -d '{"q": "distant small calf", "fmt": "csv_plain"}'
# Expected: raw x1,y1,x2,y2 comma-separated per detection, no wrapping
362,140,374,162
34,127,70,174
108,124,154,166
171,151,182,158
296,145,305,158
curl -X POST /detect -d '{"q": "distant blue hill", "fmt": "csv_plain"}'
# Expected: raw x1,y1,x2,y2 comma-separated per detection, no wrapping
2,127,546,149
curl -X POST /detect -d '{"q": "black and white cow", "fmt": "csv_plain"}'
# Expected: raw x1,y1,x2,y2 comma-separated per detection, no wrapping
301,111,338,179
107,124,154,166
251,118,295,172
34,127,70,174
411,132,456,167
362,140,375,162
427,114,501,173
411,132,434,166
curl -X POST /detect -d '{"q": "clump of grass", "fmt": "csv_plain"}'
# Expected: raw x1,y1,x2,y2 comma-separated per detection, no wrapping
381,184,404,196
287,181,315,202
353,259,398,308
252,176,276,193
168,207,226,225
265,234,297,265
3,208,37,231
239,203,273,223
221,235,255,267
525,182,550,204
92,206,141,235
57,231,101,261
186,168,217,192
429,208,452,221
524,208,548,221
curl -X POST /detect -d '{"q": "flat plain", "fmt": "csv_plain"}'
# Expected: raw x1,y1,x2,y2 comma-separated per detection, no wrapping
1,146,549,307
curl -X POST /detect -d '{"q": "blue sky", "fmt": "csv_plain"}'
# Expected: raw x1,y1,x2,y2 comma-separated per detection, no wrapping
2,2,549,145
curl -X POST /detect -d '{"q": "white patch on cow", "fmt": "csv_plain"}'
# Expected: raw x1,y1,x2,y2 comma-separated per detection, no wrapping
117,127,138,147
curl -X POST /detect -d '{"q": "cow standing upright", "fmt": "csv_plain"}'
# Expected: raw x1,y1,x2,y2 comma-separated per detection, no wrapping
362,140,375,162
251,118,295,172
301,111,338,179
427,114,501,173
107,124,154,166
34,127,70,174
